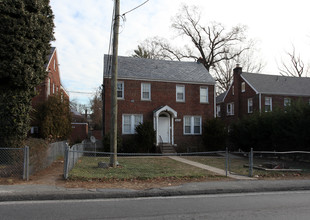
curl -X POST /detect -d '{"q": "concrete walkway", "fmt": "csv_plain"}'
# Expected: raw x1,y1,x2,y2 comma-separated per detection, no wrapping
169,156,255,180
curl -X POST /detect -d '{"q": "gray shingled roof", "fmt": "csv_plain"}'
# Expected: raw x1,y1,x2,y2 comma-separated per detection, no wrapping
242,72,310,96
104,55,215,84
216,91,227,103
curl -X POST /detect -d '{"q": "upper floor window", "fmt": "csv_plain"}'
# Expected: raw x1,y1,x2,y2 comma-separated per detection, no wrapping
241,82,245,92
141,83,151,101
53,59,56,70
227,102,234,116
122,114,143,134
47,78,51,97
184,116,202,135
232,85,235,96
176,85,185,102
248,98,253,113
265,97,272,112
117,81,124,99
200,87,209,103
52,83,55,94
284,98,291,107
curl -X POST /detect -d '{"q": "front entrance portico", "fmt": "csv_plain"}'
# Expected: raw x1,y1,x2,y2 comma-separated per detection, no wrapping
153,105,177,145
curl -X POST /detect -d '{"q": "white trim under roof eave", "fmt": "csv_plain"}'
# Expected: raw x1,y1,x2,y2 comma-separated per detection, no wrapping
221,80,233,102
240,74,259,94
104,76,216,85
45,48,56,71
259,92,310,97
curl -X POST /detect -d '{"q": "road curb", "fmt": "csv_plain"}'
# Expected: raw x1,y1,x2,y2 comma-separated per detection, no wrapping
1,180,310,202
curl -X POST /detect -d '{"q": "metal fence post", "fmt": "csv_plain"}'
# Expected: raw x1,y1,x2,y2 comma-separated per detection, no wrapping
225,147,228,177
64,143,70,180
249,148,253,177
23,146,29,181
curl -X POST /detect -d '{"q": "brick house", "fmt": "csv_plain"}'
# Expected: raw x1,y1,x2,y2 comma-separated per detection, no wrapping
32,47,69,107
217,65,310,123
30,47,69,135
103,55,216,151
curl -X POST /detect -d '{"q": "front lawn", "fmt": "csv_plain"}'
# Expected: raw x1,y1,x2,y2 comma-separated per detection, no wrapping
182,155,310,178
69,156,225,181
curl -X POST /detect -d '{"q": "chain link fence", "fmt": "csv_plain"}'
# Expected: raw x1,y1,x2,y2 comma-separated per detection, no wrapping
63,143,310,180
0,147,29,180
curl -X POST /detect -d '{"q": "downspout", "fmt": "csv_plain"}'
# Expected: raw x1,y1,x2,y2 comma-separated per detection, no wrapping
259,93,262,113
102,81,105,137
214,85,216,118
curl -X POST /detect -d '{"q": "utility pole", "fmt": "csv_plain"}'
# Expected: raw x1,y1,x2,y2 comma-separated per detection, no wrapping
109,0,120,167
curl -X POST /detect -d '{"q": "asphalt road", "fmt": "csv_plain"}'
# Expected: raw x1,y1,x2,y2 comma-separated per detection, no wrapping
1,191,310,220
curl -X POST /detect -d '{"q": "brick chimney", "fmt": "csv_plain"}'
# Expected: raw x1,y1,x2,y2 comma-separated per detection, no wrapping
233,64,242,76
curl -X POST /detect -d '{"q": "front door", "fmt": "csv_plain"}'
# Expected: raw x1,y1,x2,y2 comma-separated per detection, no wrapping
158,115,170,143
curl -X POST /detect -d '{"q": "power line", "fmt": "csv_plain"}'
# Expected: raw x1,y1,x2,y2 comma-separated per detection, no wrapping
68,91,94,94
122,0,150,16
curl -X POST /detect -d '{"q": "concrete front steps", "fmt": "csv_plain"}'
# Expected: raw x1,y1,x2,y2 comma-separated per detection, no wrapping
161,144,176,154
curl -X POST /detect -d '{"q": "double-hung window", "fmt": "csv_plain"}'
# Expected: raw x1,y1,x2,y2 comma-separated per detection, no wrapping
141,83,151,100
184,116,202,135
122,114,143,134
227,102,234,116
241,82,245,92
248,98,253,113
200,87,208,103
265,97,272,112
117,81,124,99
284,98,291,107
47,78,51,97
176,85,185,102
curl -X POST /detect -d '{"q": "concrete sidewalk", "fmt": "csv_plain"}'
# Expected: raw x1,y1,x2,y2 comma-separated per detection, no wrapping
1,179,310,202
169,156,254,180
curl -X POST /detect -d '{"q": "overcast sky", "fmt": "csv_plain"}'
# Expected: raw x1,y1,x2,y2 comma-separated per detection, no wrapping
50,0,310,105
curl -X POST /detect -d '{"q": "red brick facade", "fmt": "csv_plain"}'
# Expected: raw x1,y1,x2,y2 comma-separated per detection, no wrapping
218,66,310,123
32,48,69,108
70,123,88,143
104,78,215,149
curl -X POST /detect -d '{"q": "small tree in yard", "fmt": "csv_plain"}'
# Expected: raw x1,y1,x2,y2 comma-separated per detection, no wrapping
0,0,54,147
135,122,156,153
202,118,228,151
36,94,71,140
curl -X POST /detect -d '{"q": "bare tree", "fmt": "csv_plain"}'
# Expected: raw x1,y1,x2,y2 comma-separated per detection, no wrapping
170,5,252,71
278,45,309,77
89,87,102,130
214,49,265,94
132,4,258,91
133,37,184,60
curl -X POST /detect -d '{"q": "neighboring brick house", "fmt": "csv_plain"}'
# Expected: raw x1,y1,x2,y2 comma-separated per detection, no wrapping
103,55,216,150
217,65,310,123
32,47,69,107
30,47,69,135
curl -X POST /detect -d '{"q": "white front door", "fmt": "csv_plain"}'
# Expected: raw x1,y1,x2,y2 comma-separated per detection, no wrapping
158,116,170,143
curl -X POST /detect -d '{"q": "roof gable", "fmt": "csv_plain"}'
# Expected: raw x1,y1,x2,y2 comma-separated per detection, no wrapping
45,47,56,71
241,72,310,96
104,55,216,84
